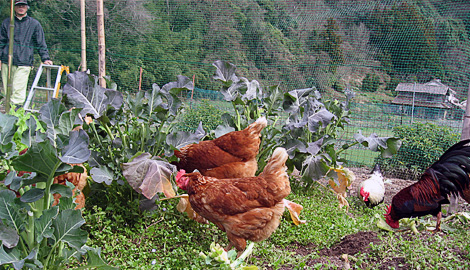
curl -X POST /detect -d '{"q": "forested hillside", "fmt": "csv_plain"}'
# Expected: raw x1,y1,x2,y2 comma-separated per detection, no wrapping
1,0,469,99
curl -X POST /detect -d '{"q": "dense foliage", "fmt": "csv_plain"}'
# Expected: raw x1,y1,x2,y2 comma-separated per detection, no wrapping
0,104,113,269
361,73,381,92
377,122,460,180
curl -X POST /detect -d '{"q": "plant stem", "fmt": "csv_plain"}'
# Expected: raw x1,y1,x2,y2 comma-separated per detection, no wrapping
25,211,35,250
43,161,62,212
117,123,128,149
102,122,115,141
336,141,359,156
140,123,146,152
90,121,103,146
152,120,167,156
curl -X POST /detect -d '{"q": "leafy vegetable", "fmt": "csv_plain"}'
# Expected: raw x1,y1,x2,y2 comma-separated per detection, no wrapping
121,153,177,199
0,98,114,269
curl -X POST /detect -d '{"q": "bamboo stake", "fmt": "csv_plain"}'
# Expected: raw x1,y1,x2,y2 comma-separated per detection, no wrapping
97,0,106,87
80,0,86,72
5,0,15,112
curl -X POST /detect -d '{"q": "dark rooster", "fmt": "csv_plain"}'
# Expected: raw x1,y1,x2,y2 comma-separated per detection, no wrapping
385,139,470,231
173,117,267,179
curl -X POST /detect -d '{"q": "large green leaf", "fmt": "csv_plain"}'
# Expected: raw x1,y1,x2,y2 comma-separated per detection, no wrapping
0,190,27,233
146,84,165,114
75,247,119,270
212,60,239,83
57,108,82,136
122,153,177,199
284,139,307,159
58,197,76,211
11,140,60,177
166,123,205,150
0,246,36,270
282,88,317,114
90,166,114,185
20,188,44,203
159,75,190,116
307,108,336,133
264,85,284,115
353,131,402,158
0,113,18,147
35,206,59,243
302,154,330,182
63,71,123,119
0,222,19,248
60,129,90,164
39,98,66,144
50,184,73,198
52,209,87,250
20,116,37,148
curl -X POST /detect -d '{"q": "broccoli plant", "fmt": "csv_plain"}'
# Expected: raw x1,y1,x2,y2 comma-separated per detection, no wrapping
62,72,198,185
211,60,401,188
0,99,114,269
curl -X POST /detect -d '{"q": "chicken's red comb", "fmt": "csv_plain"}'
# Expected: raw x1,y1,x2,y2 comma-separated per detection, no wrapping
175,169,186,181
385,205,392,215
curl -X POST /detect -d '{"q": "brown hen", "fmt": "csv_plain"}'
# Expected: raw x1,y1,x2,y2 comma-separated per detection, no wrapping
175,147,290,252
173,117,267,179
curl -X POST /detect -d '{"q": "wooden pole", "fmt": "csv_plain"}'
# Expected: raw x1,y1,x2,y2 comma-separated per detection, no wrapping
461,83,470,140
5,0,15,112
97,0,106,87
80,0,87,72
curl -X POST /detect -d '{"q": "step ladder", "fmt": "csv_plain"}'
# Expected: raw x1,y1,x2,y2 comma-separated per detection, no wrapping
24,64,70,112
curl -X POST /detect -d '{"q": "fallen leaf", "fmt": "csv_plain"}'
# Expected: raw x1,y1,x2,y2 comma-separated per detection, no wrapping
283,199,306,225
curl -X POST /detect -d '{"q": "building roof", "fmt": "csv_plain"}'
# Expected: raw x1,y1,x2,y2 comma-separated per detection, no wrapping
394,79,456,95
391,97,452,108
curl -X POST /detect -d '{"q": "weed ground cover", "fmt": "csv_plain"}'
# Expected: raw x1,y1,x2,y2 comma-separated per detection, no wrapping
81,167,470,269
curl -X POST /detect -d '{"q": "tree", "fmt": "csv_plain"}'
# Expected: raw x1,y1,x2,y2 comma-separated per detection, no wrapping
367,3,443,79
319,18,344,73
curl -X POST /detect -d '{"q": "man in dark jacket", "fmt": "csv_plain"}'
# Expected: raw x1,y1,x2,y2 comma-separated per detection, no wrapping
0,0,53,108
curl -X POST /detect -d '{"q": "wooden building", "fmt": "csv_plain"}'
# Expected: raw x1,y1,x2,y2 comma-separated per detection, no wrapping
391,79,462,119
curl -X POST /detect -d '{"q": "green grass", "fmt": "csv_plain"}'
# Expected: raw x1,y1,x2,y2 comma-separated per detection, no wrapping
78,181,470,269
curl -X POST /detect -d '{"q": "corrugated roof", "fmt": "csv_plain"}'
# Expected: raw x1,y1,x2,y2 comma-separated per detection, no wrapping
395,79,456,95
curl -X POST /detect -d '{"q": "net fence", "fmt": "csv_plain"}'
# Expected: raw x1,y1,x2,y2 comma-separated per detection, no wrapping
0,0,468,173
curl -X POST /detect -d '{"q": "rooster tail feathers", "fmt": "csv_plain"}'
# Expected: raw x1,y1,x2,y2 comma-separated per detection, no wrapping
247,117,268,135
260,147,288,180
438,139,470,162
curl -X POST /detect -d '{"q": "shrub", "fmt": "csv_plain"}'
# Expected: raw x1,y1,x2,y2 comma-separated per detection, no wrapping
177,99,224,132
377,122,460,180
361,73,381,92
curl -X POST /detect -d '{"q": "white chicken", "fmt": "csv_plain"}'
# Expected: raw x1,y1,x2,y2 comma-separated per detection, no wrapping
357,164,385,207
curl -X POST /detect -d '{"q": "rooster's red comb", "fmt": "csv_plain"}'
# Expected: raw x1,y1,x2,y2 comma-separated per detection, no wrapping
385,205,392,215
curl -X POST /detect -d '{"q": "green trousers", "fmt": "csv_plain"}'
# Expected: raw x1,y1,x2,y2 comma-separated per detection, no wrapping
1,63,32,106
